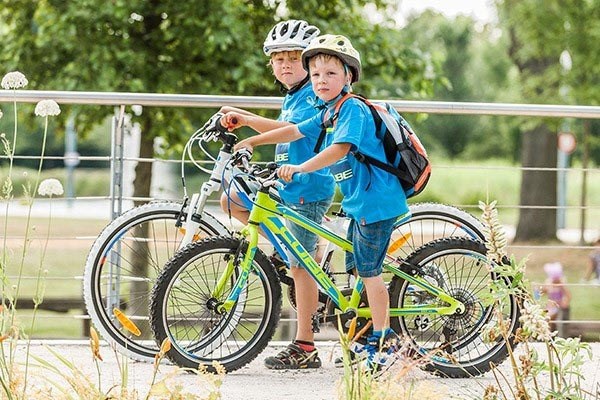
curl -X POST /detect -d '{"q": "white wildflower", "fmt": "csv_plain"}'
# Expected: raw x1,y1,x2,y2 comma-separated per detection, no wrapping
479,200,507,262
0,109,3,119
1,71,29,90
519,300,554,342
38,178,64,197
34,100,61,117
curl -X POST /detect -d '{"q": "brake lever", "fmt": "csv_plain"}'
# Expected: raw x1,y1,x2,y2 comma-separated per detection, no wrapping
232,148,253,171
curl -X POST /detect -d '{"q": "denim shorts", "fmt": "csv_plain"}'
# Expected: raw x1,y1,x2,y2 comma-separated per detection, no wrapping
285,199,332,267
345,217,397,278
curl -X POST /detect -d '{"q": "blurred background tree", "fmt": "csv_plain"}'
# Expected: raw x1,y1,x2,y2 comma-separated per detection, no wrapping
0,0,442,205
497,0,600,241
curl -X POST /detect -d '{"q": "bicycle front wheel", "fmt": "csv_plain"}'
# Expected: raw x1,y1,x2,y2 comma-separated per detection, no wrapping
150,236,282,372
83,201,229,362
389,237,520,378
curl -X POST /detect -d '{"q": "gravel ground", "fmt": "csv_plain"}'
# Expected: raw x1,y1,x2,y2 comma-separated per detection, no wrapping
10,340,600,399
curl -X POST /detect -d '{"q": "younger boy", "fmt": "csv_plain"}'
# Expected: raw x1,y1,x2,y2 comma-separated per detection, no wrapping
235,34,409,371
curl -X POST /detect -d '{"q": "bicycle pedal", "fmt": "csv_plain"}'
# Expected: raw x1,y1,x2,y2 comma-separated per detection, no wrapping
311,314,321,333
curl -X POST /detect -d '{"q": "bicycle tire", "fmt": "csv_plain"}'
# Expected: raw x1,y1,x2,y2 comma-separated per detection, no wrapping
83,201,229,362
150,236,282,372
389,202,485,261
389,237,520,378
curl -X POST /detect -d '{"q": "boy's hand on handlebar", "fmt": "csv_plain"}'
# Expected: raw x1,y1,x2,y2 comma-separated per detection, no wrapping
221,112,244,131
278,164,303,182
234,137,254,153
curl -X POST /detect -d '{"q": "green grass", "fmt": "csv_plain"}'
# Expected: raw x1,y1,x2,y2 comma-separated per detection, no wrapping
0,166,112,198
419,157,600,228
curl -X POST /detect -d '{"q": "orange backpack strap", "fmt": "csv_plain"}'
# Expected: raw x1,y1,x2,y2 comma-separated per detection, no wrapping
313,92,359,153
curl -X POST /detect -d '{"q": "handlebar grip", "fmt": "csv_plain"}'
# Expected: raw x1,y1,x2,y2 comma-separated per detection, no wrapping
214,116,229,133
292,172,310,184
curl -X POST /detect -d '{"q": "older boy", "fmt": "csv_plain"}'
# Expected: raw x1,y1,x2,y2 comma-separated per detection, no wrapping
220,20,335,370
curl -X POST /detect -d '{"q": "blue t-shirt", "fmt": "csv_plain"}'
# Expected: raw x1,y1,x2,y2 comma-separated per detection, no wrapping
297,97,408,225
274,82,335,205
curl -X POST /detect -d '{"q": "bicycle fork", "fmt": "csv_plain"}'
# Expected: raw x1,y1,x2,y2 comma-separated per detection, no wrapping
180,150,233,247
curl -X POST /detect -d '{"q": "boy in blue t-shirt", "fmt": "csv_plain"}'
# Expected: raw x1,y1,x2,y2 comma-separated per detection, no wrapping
219,20,335,370
235,34,409,371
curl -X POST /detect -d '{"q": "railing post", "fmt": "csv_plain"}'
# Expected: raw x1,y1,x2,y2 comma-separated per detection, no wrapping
110,105,126,220
107,106,127,313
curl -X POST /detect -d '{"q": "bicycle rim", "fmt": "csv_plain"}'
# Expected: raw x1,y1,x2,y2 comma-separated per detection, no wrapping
151,237,281,372
83,202,228,362
391,238,519,378
388,203,485,261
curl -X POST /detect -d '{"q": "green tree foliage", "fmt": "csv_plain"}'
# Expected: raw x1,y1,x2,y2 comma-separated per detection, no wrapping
0,0,441,142
497,0,600,241
400,10,521,160
0,0,441,202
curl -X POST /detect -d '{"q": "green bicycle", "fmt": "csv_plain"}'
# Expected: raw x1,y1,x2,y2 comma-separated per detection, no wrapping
149,162,520,378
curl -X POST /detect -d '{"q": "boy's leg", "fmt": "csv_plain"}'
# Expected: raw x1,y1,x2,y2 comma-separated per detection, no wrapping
292,267,319,342
346,217,402,371
362,275,389,332
264,199,331,370
219,191,249,224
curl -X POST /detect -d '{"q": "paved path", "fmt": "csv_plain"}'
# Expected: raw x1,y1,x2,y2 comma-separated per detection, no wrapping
11,340,600,399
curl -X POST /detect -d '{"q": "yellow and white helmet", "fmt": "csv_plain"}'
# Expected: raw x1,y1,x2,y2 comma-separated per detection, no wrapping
301,34,361,83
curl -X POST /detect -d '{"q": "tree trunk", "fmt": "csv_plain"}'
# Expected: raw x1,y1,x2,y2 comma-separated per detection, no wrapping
514,125,557,241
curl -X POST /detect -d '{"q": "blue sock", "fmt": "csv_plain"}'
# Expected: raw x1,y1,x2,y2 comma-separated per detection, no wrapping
371,330,383,339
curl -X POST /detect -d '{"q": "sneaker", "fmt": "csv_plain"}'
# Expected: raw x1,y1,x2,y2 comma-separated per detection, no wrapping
360,330,402,373
264,343,322,370
334,340,366,367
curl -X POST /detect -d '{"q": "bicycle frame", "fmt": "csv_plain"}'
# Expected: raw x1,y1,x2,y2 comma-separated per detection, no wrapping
180,136,349,276
215,186,466,320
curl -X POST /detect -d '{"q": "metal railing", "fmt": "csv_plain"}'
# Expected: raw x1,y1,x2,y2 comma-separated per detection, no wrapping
2,90,599,338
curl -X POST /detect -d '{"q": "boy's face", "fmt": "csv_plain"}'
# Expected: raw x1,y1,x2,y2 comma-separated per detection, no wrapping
270,51,307,89
308,55,349,102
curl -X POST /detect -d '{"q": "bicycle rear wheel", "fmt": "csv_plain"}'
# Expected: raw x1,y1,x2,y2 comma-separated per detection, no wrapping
389,202,485,260
325,203,485,335
83,201,228,362
150,236,282,372
389,237,520,378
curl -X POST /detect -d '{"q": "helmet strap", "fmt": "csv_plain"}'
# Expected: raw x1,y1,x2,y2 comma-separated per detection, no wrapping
274,74,310,95
287,75,310,95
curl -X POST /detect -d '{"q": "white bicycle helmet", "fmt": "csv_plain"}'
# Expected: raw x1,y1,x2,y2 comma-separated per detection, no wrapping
301,34,361,83
263,20,320,56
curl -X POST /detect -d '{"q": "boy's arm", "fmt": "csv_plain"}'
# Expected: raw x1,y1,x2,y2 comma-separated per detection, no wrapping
278,143,351,181
234,124,303,153
222,110,291,133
